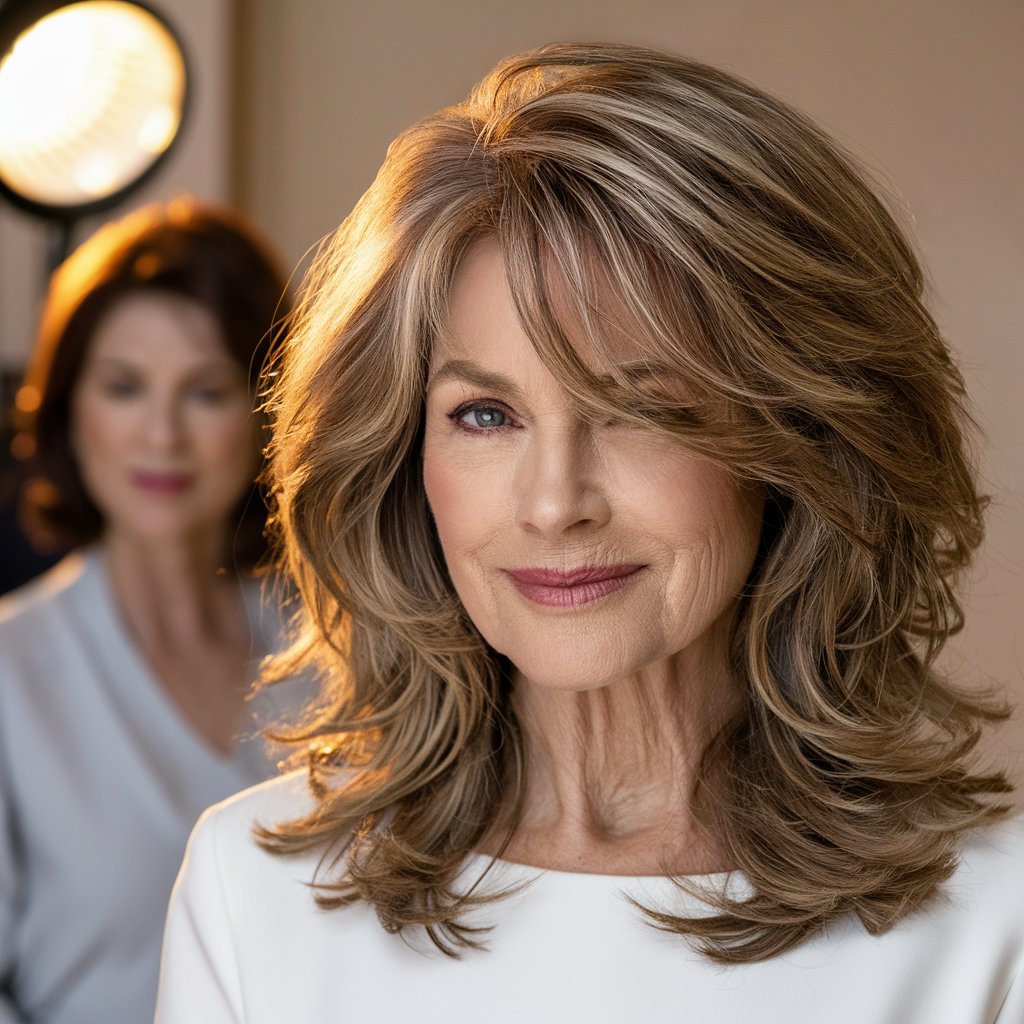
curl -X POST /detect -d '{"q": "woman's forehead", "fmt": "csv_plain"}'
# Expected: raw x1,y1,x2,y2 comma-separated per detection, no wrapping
432,235,684,378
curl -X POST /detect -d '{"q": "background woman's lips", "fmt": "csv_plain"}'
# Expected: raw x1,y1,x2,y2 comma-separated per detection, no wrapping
504,565,644,608
131,471,193,494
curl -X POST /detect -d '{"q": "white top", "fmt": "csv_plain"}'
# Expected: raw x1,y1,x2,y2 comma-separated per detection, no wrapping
0,549,308,1024
156,772,1024,1024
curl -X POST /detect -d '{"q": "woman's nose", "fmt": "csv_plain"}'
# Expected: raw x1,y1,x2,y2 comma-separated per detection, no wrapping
141,395,186,452
513,423,611,538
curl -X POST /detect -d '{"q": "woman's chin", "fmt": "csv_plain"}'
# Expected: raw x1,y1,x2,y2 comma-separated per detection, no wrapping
508,651,646,694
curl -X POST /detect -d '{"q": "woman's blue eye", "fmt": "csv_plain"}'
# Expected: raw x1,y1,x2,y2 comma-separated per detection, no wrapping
458,405,507,430
470,407,505,428
103,381,139,398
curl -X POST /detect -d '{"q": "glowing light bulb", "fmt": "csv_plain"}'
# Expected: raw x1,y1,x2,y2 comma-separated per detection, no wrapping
0,2,186,209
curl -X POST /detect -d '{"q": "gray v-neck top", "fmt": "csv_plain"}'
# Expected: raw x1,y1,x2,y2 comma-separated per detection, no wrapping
0,548,306,1024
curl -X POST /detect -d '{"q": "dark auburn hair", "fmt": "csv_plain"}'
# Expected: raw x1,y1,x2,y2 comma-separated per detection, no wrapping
259,42,1012,962
12,197,290,571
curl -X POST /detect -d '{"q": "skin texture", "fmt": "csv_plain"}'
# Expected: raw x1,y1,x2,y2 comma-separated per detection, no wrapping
71,292,261,754
423,239,764,874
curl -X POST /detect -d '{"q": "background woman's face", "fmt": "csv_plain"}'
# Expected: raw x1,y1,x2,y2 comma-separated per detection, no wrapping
423,239,764,691
71,292,257,548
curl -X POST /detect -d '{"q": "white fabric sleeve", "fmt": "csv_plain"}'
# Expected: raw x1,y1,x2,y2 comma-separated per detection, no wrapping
994,962,1024,1023
0,736,28,1023
154,810,244,1024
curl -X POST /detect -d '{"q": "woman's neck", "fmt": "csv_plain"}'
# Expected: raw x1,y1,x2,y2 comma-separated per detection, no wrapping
100,529,246,648
491,641,742,877
97,528,257,756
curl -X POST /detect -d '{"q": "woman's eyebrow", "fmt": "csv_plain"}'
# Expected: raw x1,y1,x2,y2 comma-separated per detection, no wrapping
427,357,687,395
426,359,524,400
85,355,241,375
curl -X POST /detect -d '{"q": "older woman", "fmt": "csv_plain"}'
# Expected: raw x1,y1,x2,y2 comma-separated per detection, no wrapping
155,45,1022,1022
0,200,306,1024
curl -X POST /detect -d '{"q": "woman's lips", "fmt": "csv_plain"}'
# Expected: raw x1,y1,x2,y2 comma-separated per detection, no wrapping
504,565,644,608
131,470,193,495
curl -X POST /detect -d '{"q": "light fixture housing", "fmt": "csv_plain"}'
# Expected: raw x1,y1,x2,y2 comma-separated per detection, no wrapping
0,0,189,222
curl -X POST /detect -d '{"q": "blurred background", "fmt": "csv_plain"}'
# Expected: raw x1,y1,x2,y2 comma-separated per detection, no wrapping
1,0,1021,785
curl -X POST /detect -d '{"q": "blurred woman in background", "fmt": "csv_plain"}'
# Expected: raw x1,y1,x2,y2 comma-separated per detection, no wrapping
0,199,302,1024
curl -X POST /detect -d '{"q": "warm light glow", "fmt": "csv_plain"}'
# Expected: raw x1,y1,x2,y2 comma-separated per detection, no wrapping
15,385,41,413
137,104,178,153
73,153,120,196
0,2,186,208
0,9,106,142
10,432,36,461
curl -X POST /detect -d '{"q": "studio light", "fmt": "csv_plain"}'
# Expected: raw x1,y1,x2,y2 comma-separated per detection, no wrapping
0,0,188,258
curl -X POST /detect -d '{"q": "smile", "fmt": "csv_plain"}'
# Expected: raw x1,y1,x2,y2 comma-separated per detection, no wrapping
503,565,644,609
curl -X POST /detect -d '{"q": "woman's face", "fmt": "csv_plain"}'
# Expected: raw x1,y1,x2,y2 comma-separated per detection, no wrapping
423,238,764,692
71,291,257,548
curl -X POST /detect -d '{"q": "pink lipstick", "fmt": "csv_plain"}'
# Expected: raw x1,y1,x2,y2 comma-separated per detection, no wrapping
504,564,644,609
131,471,193,495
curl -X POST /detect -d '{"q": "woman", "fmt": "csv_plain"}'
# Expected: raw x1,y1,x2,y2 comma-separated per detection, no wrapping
156,45,1022,1022
0,199,305,1024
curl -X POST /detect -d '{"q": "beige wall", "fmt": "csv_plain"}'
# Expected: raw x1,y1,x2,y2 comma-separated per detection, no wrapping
236,0,1024,789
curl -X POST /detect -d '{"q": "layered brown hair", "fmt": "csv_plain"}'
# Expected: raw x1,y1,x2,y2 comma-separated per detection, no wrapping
260,43,1012,962
13,197,290,571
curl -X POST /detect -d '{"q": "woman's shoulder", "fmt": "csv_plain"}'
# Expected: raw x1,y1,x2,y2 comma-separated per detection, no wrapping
949,811,1024,908
0,549,92,631
176,771,329,922
187,785,1024,893
188,770,321,864
855,811,1024,979
205,769,315,821
0,551,99,684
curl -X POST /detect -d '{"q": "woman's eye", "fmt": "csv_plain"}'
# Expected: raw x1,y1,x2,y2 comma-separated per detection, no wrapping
102,380,140,398
191,387,230,404
451,403,513,432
